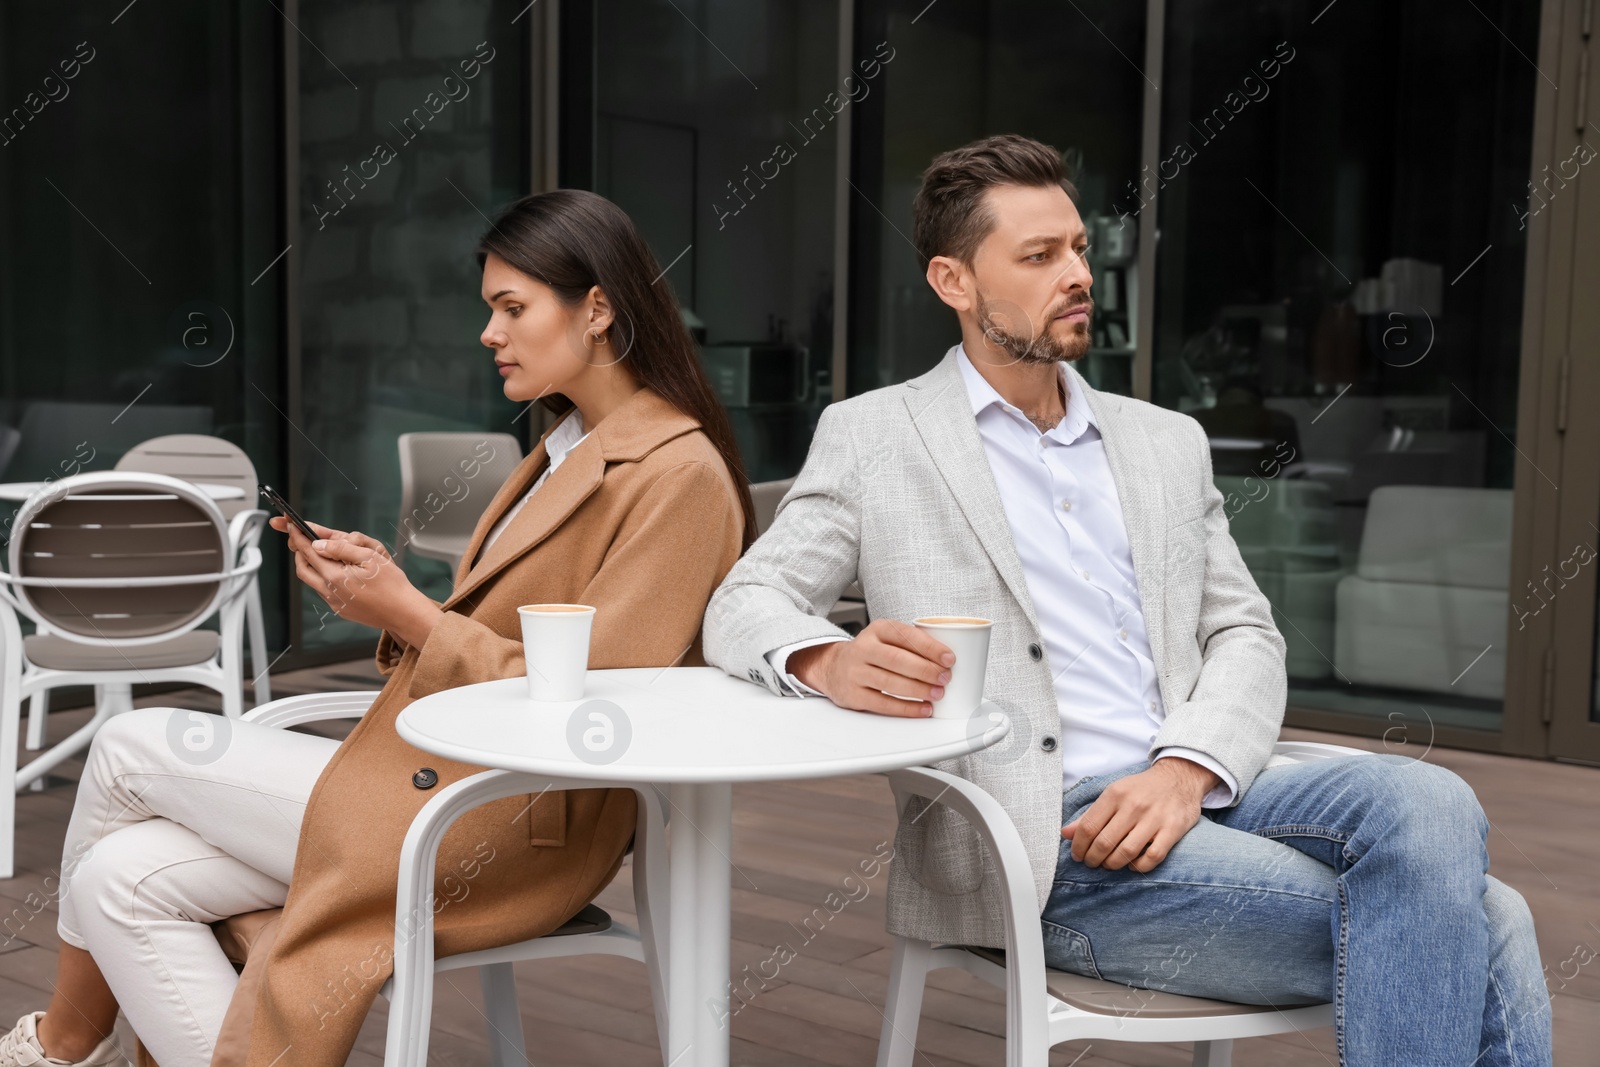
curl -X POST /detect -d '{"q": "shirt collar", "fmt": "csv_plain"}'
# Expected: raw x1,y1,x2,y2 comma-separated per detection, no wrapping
544,410,591,469
955,343,1096,442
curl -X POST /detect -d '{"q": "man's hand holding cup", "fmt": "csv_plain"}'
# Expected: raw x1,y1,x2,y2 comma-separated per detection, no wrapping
788,616,992,718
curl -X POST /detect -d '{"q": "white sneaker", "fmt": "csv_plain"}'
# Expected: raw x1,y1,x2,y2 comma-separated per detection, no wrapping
0,1013,122,1067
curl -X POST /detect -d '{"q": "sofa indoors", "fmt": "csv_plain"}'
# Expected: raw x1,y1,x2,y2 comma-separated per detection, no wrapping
1334,485,1512,702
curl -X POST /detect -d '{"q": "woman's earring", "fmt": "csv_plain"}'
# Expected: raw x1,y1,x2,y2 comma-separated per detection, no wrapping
590,328,609,347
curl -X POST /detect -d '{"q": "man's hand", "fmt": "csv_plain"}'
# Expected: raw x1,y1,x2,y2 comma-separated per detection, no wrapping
271,516,443,647
1060,757,1221,872
787,619,954,717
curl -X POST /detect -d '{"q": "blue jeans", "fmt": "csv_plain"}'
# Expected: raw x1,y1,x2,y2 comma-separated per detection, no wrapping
1041,754,1551,1066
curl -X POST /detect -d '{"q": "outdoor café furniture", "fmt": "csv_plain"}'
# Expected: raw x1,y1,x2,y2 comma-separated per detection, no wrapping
0,480,245,503
874,740,1368,1067
393,432,523,573
170,689,673,1067
3,435,268,751
115,434,273,706
391,666,1010,1067
0,472,262,878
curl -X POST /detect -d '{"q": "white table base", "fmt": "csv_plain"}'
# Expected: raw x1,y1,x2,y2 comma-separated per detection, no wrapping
386,773,739,1067
667,782,732,1067
390,670,1010,1067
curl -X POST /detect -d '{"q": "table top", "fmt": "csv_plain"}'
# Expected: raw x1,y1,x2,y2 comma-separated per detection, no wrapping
397,667,1010,784
0,480,246,503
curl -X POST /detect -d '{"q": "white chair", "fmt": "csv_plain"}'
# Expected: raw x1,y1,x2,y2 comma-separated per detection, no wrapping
20,435,274,753
226,690,671,1067
114,433,273,706
0,472,261,878
394,432,524,573
751,477,867,630
875,741,1371,1067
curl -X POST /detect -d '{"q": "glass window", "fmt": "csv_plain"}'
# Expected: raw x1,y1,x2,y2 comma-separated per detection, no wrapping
1151,0,1540,733
0,3,285,645
848,0,1148,398
295,1,530,650
587,0,840,482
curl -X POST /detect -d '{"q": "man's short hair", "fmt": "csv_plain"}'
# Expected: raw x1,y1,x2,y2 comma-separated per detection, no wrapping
911,134,1079,265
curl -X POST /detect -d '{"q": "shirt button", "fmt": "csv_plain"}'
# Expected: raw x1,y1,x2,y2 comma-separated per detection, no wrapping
412,768,438,790
1028,642,1043,662
1061,500,1072,512
1149,700,1158,712
1119,629,1128,641
1038,436,1048,449
1041,736,1058,752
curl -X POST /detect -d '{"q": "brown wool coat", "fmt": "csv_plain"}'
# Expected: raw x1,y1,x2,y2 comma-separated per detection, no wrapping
206,388,744,1067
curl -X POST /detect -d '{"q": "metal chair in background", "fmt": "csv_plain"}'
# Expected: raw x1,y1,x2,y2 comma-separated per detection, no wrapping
874,741,1369,1067
0,472,262,878
114,433,272,706
394,432,523,574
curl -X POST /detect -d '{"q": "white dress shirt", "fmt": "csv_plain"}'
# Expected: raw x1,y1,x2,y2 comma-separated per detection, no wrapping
474,411,590,565
769,346,1237,806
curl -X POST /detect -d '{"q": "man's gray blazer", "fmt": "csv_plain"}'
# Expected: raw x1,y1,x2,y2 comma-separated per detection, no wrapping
703,348,1289,948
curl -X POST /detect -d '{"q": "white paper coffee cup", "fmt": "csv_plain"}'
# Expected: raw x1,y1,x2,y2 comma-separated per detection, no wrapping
912,616,993,719
518,604,595,702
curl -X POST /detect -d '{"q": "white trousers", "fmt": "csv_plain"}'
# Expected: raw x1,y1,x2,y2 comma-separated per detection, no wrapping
56,706,341,1067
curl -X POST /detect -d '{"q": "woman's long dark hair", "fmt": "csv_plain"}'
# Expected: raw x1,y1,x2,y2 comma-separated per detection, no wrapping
477,189,758,550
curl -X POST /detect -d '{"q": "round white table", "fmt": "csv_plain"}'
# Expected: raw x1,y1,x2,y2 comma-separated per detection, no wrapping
0,480,245,503
393,666,1010,1067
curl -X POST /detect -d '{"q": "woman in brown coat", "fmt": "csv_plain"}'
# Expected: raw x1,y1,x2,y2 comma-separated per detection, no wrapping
4,190,754,1067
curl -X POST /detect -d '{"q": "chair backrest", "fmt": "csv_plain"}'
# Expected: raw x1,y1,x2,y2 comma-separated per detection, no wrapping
228,508,270,564
396,432,523,545
115,433,259,521
749,478,795,536
7,472,232,642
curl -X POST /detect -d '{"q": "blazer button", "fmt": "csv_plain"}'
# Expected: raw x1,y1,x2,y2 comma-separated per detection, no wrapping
1041,736,1058,752
1028,643,1043,662
412,768,438,790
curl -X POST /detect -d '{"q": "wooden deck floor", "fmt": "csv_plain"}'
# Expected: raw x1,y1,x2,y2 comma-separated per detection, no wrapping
1,657,1595,1066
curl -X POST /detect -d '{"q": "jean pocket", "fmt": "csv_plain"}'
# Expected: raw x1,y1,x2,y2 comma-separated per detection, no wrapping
1041,919,1102,980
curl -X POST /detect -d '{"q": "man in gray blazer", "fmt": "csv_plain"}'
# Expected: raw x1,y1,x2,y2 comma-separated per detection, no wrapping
704,135,1549,1064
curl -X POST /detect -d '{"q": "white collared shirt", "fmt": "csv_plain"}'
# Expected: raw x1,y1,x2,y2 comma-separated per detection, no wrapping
475,411,590,564
770,346,1237,806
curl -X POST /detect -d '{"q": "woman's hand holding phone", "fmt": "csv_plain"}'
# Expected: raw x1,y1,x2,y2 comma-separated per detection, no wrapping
271,516,444,648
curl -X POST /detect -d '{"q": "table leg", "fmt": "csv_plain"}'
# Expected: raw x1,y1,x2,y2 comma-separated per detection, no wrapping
666,781,732,1067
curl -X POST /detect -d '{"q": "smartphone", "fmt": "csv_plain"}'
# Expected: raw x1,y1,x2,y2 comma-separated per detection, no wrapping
258,483,320,543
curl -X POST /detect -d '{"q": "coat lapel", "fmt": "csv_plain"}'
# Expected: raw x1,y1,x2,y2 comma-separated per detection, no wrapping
443,390,700,612
903,349,1041,633
1073,367,1168,665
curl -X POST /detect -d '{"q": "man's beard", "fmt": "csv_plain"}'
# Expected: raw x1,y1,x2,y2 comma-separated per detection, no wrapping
974,291,1094,365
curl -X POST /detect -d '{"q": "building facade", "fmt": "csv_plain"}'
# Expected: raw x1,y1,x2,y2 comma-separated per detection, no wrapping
1,0,1597,762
